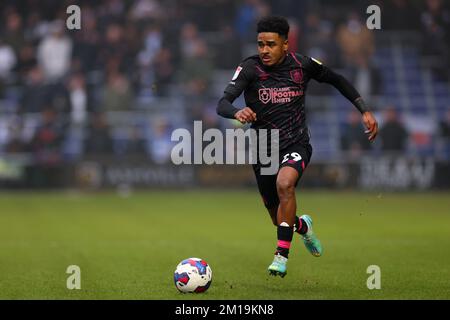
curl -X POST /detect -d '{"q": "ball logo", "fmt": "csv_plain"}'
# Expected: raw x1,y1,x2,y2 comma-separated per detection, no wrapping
259,88,271,104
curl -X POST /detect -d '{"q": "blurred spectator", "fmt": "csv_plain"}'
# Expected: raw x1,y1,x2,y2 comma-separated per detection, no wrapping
184,0,234,32
15,42,36,83
147,118,173,164
420,0,450,80
21,66,47,113
0,38,17,81
127,126,147,156
302,12,338,66
137,24,163,96
153,48,175,96
129,0,162,21
23,11,49,43
336,12,375,68
26,107,66,187
0,37,16,97
179,38,214,97
84,112,113,155
268,0,309,25
340,110,372,157
48,81,71,114
0,115,24,153
37,20,72,82
138,25,162,68
439,109,450,139
122,23,142,81
72,7,101,74
4,124,26,154
379,107,409,152
214,25,243,69
97,0,125,22
188,100,208,124
67,73,89,125
439,108,450,158
383,0,421,31
347,56,381,99
301,12,338,95
201,103,221,131
421,0,450,50
98,23,127,76
3,9,25,55
286,18,300,53
101,72,133,111
235,0,271,42
408,117,434,156
29,108,65,165
179,22,201,60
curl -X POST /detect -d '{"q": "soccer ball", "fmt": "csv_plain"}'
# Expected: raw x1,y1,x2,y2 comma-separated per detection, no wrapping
174,258,212,293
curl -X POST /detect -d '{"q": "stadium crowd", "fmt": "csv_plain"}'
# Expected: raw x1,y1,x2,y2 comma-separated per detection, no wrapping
0,0,449,165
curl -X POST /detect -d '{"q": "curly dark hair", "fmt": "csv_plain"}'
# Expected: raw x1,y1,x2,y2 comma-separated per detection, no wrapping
256,16,290,39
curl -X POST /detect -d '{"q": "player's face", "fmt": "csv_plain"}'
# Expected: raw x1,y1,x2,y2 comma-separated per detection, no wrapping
257,32,288,66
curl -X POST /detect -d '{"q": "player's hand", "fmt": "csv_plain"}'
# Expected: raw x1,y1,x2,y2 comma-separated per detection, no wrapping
234,107,257,124
362,111,378,141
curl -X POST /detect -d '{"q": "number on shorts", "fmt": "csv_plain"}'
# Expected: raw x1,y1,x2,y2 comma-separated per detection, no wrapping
282,152,302,164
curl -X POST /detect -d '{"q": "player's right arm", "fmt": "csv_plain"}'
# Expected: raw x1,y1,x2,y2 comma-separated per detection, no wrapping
217,61,257,124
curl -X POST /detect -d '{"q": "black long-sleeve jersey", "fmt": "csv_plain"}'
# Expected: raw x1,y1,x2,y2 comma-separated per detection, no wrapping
217,52,366,151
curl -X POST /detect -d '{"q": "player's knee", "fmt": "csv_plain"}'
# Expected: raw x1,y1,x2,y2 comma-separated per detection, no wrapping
276,179,295,198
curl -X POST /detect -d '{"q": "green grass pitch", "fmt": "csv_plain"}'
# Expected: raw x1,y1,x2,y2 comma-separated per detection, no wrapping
0,190,449,299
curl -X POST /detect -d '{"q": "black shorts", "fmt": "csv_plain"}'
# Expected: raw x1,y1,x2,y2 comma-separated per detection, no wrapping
252,143,312,209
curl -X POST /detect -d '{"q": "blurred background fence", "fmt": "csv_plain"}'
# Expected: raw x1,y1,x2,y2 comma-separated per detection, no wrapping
0,0,449,190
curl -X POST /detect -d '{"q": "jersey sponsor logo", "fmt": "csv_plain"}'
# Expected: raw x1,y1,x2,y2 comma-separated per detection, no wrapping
290,69,303,84
258,87,304,104
231,66,243,81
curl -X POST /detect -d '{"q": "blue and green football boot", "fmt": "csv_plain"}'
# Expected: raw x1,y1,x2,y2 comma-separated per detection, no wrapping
267,254,288,278
300,214,323,257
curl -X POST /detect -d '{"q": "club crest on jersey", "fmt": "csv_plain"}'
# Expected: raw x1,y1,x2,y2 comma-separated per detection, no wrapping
290,69,303,84
259,88,271,104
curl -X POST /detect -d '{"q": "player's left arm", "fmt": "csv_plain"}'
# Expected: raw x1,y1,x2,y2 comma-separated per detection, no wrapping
306,57,378,141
